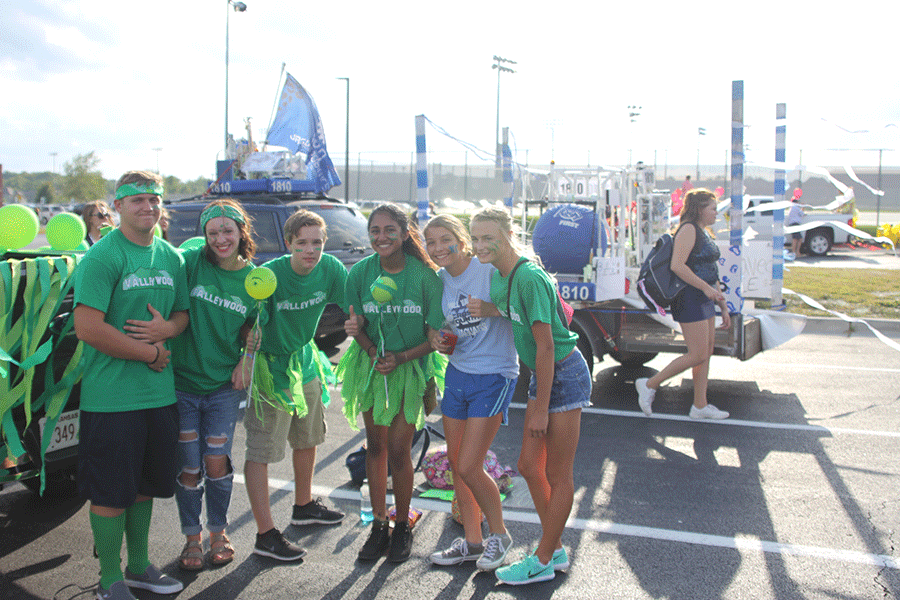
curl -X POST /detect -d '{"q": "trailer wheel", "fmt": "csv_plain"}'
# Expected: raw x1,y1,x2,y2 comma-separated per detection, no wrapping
607,347,657,367
804,228,832,256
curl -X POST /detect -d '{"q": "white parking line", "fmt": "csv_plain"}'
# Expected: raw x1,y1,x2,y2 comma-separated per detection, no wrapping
508,403,900,438
747,361,900,374
233,474,898,571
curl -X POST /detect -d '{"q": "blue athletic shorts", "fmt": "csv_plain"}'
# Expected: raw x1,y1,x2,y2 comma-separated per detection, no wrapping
441,363,516,425
78,404,179,508
528,348,592,413
671,285,716,323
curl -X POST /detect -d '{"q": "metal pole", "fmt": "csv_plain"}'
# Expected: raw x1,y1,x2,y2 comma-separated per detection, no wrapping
224,2,230,154
876,149,883,227
495,67,501,168
337,78,350,203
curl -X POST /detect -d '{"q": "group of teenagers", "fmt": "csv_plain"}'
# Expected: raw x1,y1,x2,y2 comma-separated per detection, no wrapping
73,169,728,599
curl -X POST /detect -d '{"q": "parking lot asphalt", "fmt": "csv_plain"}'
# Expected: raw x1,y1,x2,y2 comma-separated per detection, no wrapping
2,326,899,600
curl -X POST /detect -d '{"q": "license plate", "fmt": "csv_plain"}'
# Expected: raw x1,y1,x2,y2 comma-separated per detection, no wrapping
39,409,79,453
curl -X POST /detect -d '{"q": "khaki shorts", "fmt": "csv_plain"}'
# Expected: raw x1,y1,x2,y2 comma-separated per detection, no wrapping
244,378,326,464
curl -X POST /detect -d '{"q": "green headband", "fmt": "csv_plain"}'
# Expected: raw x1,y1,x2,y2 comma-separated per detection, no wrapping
115,181,164,200
200,204,246,232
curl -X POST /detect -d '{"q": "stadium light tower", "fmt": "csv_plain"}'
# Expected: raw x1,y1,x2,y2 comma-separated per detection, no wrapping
225,0,248,154
492,55,516,167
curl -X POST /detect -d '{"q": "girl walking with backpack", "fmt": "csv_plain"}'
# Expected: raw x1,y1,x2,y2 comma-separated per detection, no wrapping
469,207,591,586
635,188,731,419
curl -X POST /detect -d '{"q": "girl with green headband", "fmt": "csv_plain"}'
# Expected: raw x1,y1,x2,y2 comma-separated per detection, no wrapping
168,198,259,570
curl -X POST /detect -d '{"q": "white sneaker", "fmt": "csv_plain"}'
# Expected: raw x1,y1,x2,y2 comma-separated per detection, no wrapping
689,404,729,420
635,378,655,416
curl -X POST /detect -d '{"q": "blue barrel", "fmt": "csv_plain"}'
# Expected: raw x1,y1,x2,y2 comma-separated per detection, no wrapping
532,204,600,274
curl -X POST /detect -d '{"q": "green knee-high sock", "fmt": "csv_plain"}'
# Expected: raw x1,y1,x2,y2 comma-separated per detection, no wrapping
124,499,153,576
89,511,126,590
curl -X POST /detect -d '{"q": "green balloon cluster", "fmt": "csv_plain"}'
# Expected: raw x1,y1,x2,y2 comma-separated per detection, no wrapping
0,204,40,250
46,212,87,251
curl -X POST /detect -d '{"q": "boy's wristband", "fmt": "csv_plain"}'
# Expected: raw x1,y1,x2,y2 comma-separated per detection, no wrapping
148,345,160,364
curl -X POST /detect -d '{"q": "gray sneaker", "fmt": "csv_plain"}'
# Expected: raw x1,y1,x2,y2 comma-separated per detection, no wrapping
430,537,482,566
123,564,183,594
96,581,136,600
476,532,513,570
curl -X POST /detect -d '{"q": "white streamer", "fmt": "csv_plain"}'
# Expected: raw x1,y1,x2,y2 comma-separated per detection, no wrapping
783,288,900,352
842,164,884,196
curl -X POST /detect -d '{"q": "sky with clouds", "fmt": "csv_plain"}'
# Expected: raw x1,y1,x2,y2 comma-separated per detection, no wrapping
2,0,898,183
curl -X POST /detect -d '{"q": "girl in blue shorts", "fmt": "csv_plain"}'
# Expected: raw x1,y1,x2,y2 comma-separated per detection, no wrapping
469,207,592,586
423,215,518,571
635,188,731,420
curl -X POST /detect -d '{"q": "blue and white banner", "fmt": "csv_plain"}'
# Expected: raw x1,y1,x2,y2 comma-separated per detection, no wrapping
266,73,341,194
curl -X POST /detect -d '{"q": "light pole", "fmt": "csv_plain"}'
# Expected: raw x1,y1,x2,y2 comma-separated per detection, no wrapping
225,0,248,155
697,127,706,181
152,147,163,174
336,77,350,203
492,55,516,167
49,152,58,173
627,105,641,166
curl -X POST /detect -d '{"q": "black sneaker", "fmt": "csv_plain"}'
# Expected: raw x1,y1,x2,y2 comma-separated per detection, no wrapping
387,521,413,563
253,528,307,561
290,498,346,526
357,520,391,561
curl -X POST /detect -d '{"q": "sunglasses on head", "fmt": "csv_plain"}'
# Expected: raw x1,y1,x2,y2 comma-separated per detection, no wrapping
93,211,110,219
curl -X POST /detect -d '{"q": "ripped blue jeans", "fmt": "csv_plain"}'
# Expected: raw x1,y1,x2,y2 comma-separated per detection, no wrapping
174,385,242,536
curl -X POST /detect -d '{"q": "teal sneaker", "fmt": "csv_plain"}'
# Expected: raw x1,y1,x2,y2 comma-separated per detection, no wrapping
496,553,555,585
551,547,570,571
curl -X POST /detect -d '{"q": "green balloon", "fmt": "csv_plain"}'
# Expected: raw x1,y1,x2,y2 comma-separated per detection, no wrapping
0,204,40,250
46,212,87,251
179,236,206,251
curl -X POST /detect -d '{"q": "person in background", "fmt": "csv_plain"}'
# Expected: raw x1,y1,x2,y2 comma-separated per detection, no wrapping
73,170,189,600
423,214,517,571
244,210,347,562
82,200,116,246
338,203,445,564
469,207,590,586
636,188,731,420
158,207,171,241
169,199,258,570
787,189,805,259
682,175,694,194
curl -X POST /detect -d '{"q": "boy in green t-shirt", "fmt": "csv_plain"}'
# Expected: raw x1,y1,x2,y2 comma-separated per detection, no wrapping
73,171,189,600
243,210,349,561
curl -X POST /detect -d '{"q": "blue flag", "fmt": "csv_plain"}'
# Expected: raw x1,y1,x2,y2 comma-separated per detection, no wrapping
266,73,341,194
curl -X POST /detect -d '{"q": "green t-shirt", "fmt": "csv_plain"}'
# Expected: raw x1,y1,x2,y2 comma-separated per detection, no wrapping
74,229,189,412
171,247,256,394
344,253,444,353
489,259,578,370
259,253,347,382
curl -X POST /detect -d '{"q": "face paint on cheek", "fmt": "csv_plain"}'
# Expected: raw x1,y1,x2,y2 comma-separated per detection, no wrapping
489,242,500,254
386,232,399,240
449,244,458,254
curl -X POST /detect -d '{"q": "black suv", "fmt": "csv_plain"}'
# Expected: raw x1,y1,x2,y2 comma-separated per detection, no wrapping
165,188,372,347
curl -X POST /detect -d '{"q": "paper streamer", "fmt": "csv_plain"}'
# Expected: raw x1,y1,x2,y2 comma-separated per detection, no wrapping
783,287,900,352
842,164,884,196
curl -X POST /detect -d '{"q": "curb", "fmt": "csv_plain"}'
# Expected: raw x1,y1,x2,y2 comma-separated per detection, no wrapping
801,316,900,337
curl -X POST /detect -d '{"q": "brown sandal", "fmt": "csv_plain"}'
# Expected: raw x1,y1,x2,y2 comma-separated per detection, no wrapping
208,533,235,566
178,540,204,571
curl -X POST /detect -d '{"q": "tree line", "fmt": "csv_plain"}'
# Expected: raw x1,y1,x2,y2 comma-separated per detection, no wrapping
4,152,208,205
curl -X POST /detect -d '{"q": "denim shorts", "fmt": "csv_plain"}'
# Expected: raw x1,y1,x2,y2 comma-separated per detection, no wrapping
671,285,716,323
441,363,516,425
527,349,592,413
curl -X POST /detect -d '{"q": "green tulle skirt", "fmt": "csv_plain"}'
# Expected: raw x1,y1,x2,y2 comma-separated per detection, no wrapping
335,341,447,431
250,341,336,423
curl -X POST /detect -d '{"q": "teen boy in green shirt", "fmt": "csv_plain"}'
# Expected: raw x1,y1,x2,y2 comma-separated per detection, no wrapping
244,210,348,561
73,171,189,600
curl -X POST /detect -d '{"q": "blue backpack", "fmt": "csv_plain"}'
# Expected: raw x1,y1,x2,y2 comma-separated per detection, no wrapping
636,225,701,314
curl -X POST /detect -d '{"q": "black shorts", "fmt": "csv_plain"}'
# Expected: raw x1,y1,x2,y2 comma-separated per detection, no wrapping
78,404,179,508
672,285,716,323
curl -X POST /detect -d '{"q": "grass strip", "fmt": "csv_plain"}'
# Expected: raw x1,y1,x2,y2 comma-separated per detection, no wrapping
759,268,900,319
